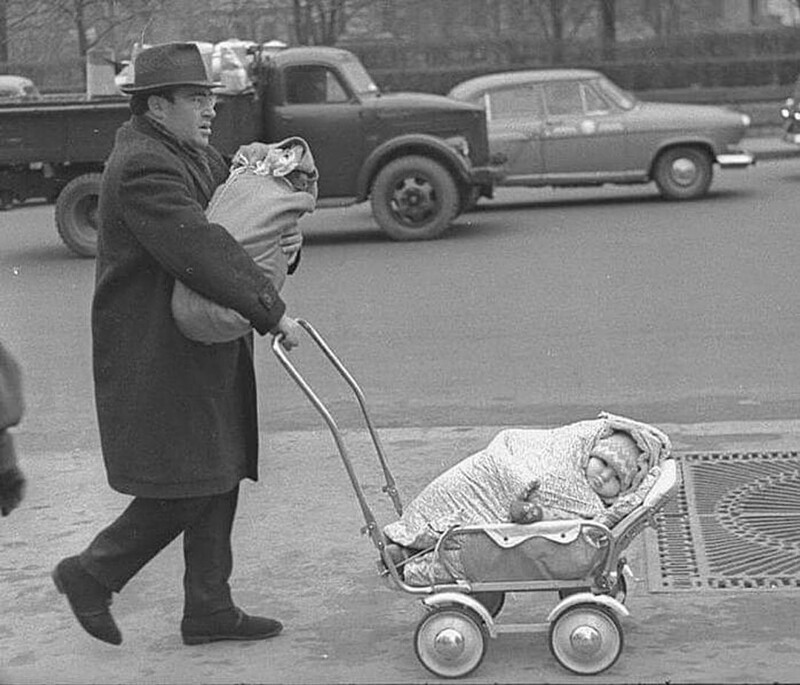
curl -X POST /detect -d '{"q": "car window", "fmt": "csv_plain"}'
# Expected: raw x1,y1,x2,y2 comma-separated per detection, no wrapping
594,77,636,110
542,81,583,116
581,83,609,114
487,84,544,120
285,65,349,104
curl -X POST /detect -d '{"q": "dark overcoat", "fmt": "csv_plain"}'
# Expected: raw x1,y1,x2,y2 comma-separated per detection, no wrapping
93,115,286,498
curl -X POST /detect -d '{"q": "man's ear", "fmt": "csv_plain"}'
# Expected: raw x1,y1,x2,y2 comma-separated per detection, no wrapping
147,94,168,120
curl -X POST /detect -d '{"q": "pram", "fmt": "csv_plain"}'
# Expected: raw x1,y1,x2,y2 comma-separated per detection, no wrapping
272,320,680,679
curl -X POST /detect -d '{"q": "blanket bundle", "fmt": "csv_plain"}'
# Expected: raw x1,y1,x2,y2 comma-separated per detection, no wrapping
383,412,671,585
171,136,318,344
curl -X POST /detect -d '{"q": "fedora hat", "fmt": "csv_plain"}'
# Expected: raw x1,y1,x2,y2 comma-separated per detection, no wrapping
120,42,221,94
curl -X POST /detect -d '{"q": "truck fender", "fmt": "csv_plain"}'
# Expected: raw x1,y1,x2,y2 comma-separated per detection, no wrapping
355,134,472,202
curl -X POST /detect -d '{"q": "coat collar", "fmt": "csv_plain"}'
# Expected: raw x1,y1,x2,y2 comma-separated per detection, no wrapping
129,115,217,204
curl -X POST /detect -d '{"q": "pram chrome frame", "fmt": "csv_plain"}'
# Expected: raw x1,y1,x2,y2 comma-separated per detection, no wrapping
272,320,679,678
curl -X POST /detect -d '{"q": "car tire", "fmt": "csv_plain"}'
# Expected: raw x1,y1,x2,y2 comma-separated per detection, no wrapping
55,173,102,258
370,155,460,241
653,146,713,200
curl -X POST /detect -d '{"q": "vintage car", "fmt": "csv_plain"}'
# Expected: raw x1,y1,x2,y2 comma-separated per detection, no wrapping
448,69,753,201
780,76,800,144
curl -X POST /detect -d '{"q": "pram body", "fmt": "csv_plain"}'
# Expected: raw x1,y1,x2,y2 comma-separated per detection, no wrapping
272,320,679,679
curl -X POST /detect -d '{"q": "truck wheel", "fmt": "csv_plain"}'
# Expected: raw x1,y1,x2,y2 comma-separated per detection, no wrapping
371,156,459,240
56,173,102,258
653,146,713,200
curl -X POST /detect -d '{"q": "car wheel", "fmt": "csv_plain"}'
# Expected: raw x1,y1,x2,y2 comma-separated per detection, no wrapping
653,146,713,200
370,155,460,241
55,173,101,258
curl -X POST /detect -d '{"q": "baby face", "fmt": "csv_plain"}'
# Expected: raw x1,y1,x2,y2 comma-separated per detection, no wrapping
585,456,622,500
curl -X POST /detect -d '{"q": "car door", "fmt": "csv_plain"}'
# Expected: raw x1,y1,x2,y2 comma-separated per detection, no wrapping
480,83,546,180
268,64,364,198
540,79,628,176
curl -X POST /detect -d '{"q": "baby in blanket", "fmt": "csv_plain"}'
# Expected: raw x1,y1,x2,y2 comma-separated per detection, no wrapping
383,413,670,573
171,136,318,344
507,430,640,524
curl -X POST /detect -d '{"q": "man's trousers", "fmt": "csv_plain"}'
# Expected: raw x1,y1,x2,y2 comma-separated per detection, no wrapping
78,485,239,618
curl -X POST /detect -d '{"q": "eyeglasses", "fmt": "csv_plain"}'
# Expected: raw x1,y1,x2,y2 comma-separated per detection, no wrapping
180,92,217,109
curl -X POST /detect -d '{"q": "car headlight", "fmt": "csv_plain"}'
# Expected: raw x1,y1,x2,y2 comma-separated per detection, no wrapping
781,107,790,119
741,113,751,127
794,111,800,121
445,136,469,158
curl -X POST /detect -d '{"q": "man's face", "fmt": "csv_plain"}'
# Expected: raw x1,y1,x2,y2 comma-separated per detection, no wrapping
151,86,216,148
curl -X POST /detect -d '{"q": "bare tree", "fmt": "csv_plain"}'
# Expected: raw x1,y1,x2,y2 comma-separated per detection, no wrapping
290,0,377,45
7,0,164,57
597,0,616,60
529,0,593,64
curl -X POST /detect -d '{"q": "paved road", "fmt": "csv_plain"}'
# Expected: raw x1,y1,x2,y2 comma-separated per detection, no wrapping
2,146,800,684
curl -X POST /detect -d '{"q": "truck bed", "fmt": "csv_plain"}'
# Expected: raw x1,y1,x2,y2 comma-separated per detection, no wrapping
0,93,258,166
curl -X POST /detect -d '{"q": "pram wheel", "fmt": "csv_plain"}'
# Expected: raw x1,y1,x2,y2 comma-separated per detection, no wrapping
548,603,623,675
414,605,487,678
472,591,505,617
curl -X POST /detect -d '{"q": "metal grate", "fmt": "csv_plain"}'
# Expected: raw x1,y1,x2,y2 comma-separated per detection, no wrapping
644,452,800,592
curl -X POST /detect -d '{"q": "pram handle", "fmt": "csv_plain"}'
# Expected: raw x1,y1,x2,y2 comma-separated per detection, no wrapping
271,320,403,523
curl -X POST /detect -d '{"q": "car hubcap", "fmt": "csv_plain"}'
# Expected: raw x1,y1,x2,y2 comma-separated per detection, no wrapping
390,176,437,226
671,157,698,187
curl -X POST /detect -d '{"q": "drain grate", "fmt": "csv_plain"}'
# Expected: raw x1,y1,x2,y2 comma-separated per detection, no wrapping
644,451,800,592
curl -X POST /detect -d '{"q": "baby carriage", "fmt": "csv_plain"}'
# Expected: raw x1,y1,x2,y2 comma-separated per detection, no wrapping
272,320,680,678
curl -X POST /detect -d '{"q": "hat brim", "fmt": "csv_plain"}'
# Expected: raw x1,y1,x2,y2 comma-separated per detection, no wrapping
120,80,223,94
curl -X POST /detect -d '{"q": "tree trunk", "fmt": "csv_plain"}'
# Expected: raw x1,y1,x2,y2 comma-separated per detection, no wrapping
74,0,88,56
598,0,616,61
0,0,7,62
549,0,564,64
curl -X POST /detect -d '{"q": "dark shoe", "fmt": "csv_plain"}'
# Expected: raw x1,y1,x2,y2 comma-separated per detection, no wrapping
181,607,283,645
52,556,122,646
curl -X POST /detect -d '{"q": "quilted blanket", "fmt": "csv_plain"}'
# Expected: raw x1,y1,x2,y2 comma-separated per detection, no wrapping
383,412,671,585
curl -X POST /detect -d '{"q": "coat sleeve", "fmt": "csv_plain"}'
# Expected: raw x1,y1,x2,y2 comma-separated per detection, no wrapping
114,149,285,335
0,342,24,474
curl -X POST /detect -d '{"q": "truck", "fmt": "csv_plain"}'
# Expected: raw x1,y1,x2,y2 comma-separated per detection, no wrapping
0,44,498,257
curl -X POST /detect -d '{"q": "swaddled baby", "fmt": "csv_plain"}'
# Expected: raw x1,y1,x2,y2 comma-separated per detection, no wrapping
382,414,669,569
171,136,318,344
508,431,640,524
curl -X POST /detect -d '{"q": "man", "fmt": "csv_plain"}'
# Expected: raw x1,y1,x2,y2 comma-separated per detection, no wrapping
52,42,301,647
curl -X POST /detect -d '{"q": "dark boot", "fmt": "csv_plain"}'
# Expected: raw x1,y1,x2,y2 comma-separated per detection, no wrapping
52,556,122,646
181,607,282,645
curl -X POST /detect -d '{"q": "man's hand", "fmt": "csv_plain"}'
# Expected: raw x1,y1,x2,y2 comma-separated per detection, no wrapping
280,230,303,266
273,314,301,350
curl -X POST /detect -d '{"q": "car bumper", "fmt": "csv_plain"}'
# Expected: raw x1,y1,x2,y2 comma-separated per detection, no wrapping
716,151,755,168
469,164,505,186
783,131,800,145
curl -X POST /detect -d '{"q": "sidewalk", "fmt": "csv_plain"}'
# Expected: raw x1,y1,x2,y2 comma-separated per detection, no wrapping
1,419,799,684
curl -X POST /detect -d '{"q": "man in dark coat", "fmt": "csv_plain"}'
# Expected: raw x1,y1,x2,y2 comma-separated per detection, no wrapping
53,42,301,647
